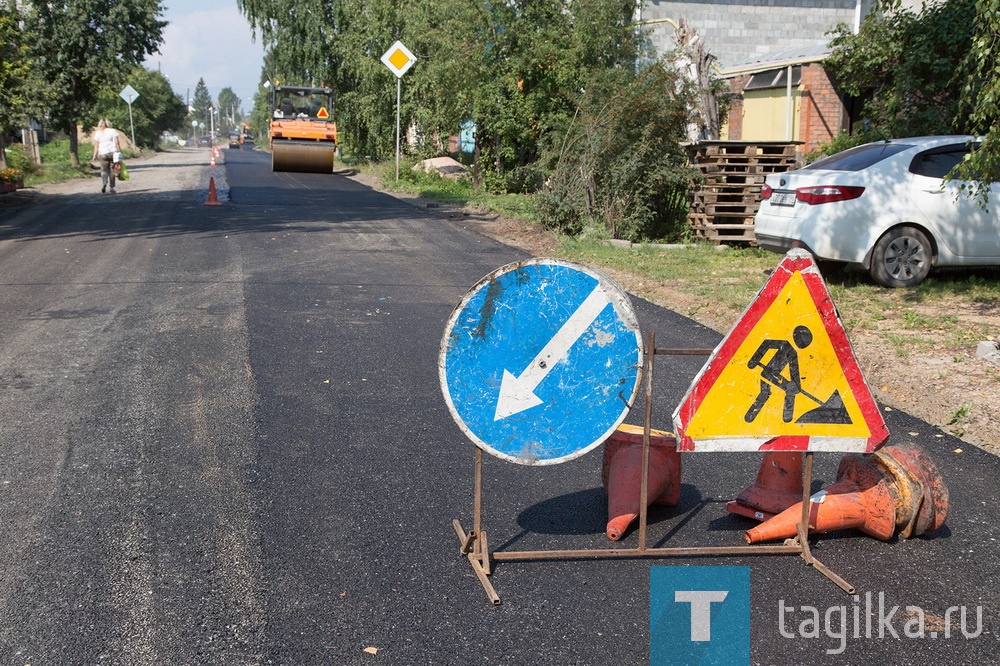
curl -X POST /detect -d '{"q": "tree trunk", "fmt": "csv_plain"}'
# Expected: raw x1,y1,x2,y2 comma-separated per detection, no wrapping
0,133,7,171
68,123,80,168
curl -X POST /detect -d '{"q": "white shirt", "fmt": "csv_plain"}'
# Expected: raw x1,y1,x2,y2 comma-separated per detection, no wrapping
94,128,119,156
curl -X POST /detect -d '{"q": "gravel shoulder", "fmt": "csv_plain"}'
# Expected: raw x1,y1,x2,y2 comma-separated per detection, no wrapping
1,147,226,204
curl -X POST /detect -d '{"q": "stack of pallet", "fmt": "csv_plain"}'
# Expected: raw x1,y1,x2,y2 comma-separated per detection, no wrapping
686,141,800,244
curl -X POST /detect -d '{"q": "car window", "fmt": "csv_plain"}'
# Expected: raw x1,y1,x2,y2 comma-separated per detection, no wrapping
910,148,972,179
804,143,912,171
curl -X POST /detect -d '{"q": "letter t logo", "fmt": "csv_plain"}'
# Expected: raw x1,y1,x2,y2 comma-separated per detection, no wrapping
675,590,729,641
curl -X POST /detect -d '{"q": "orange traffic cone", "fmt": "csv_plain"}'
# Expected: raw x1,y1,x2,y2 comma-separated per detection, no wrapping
210,153,217,167
727,451,803,521
204,176,222,206
745,444,948,544
602,424,681,541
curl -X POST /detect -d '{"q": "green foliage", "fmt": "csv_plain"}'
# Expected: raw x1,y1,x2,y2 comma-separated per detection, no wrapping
535,62,697,242
824,0,977,137
0,1,31,132
24,0,166,166
804,129,885,163
952,0,1000,194
191,79,213,135
94,67,186,149
217,87,241,128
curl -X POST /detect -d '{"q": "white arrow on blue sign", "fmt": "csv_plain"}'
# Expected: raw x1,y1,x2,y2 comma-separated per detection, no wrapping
439,258,644,465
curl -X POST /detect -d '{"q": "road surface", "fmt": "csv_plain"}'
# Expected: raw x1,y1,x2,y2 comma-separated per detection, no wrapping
0,147,995,664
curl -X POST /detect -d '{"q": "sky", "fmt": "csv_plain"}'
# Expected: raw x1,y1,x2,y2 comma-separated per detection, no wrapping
143,0,267,111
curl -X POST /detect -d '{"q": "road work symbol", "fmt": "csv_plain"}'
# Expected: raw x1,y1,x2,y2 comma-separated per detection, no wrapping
439,259,643,465
672,249,887,453
743,325,851,425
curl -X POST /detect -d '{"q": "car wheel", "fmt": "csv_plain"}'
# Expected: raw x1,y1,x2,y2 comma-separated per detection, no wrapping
869,227,932,288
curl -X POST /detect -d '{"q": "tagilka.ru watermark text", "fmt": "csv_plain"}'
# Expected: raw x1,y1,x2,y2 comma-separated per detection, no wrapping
780,591,984,655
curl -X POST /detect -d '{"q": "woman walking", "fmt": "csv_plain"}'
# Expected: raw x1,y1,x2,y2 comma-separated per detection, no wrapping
91,118,121,194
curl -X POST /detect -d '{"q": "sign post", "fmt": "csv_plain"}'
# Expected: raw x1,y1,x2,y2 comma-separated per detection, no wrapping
119,84,140,147
380,40,416,181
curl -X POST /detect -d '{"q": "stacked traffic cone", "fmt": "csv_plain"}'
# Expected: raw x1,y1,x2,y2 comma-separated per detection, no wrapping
602,424,681,541
745,444,948,544
204,176,222,206
727,451,803,521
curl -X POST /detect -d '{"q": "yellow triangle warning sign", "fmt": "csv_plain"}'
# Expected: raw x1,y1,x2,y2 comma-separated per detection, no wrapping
672,249,888,453
317,107,329,119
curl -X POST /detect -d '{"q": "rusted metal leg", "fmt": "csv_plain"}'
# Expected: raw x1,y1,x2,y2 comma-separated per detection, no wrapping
794,453,855,593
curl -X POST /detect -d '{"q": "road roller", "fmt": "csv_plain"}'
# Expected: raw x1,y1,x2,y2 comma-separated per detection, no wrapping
268,85,338,173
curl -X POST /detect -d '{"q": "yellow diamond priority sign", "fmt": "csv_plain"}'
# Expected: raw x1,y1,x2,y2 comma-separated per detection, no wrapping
381,40,416,78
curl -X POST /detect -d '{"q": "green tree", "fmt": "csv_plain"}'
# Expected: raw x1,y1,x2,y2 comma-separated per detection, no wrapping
0,0,32,170
239,0,648,175
537,62,697,241
24,0,166,167
95,67,186,148
953,0,1000,194
824,0,977,138
218,87,240,128
191,78,213,136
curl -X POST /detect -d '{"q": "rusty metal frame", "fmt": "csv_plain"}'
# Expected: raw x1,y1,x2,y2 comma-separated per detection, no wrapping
453,331,854,605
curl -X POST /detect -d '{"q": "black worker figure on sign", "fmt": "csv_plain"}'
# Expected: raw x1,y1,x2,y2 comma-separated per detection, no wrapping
743,325,853,425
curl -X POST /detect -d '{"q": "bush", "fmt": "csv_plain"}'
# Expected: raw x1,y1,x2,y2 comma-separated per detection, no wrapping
3,143,34,174
536,63,699,242
804,129,885,164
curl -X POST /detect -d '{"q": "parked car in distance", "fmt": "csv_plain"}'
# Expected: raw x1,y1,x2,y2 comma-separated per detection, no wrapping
197,135,212,147
753,136,1000,287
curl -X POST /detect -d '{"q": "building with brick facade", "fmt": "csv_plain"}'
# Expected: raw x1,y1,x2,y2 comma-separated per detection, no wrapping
638,0,899,155
719,45,853,154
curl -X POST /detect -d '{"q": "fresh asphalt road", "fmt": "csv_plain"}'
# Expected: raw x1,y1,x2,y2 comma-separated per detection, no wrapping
0,147,996,664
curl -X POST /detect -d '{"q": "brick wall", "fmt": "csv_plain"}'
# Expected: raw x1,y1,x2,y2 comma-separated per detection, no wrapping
798,63,847,153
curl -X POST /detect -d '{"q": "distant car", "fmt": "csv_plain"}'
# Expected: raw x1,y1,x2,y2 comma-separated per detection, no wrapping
228,131,241,149
197,135,211,147
754,136,1000,287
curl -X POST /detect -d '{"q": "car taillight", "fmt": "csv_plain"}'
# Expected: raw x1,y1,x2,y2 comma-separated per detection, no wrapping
760,183,773,199
795,186,865,205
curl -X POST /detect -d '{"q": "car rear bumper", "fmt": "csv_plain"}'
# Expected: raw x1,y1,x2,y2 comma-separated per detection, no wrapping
755,233,815,257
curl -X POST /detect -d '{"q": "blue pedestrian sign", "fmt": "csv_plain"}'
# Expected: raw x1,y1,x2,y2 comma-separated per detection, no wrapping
439,259,644,465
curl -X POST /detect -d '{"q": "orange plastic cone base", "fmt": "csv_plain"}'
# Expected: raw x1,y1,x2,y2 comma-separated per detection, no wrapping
204,176,222,206
873,445,949,537
728,451,803,522
602,425,681,541
745,476,896,544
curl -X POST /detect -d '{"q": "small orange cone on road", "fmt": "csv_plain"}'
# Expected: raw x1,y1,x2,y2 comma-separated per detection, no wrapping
204,176,222,206
745,444,948,544
727,451,803,521
210,153,217,167
602,424,681,541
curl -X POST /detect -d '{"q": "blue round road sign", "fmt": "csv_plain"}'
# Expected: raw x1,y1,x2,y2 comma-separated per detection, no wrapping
439,259,643,465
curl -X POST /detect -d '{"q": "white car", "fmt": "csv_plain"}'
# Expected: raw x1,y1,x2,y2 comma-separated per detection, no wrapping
753,136,1000,287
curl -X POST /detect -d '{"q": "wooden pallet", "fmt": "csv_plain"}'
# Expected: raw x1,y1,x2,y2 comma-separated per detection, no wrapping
685,141,801,245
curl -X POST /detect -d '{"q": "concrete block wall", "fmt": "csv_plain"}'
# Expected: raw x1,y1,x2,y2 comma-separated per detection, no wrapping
642,0,862,69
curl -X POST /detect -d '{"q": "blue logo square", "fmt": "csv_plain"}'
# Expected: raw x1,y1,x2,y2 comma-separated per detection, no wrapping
650,566,750,666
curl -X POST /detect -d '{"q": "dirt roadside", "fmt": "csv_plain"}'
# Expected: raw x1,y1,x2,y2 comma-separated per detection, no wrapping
350,173,1000,455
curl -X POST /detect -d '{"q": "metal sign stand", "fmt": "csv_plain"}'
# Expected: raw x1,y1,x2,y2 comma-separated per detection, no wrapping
452,331,854,605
